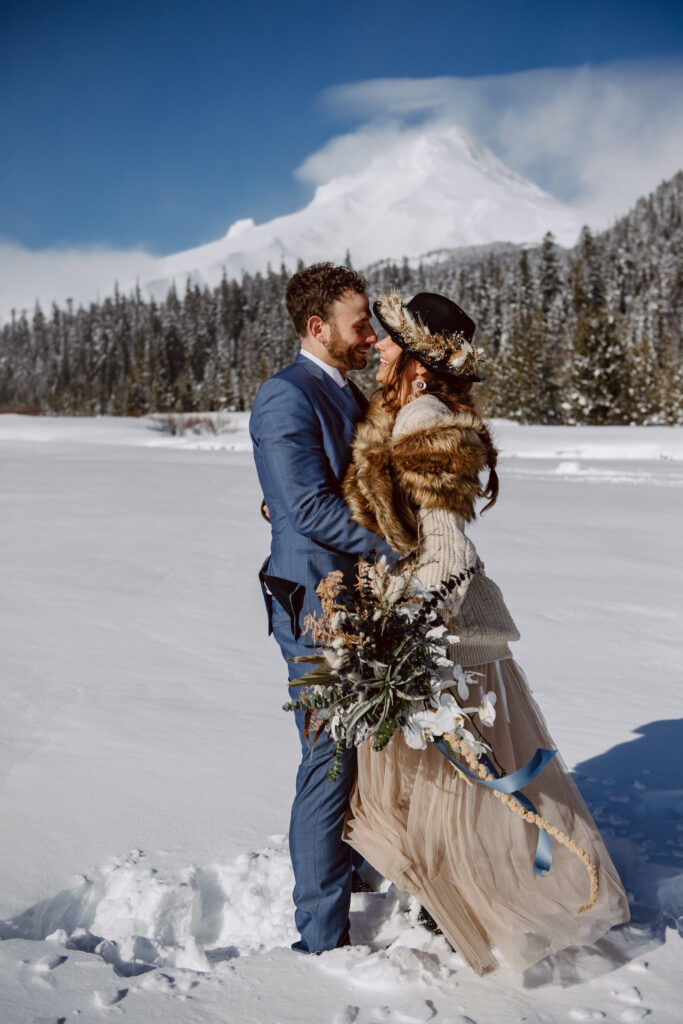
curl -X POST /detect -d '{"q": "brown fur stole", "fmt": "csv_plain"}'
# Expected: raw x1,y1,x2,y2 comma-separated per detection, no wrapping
343,396,489,554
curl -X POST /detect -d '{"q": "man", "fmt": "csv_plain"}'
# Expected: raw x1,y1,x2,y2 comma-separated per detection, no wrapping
249,262,393,954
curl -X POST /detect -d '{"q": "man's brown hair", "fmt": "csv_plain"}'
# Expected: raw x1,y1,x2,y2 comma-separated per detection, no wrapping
285,262,368,338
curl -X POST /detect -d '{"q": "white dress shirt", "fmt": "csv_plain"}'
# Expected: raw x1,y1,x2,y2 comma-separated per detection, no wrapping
300,348,348,388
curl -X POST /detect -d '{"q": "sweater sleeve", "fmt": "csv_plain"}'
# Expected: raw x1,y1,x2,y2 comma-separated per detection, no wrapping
414,509,480,613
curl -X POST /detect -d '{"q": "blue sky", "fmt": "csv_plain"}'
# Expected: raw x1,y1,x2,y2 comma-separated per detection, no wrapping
1,0,682,255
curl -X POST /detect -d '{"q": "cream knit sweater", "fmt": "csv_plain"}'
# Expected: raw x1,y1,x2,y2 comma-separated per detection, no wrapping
393,396,520,666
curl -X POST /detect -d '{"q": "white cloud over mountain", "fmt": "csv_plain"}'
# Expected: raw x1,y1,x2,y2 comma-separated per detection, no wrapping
2,60,682,320
326,60,683,228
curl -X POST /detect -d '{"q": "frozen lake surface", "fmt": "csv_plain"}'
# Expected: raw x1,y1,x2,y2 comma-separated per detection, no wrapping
1,415,682,1023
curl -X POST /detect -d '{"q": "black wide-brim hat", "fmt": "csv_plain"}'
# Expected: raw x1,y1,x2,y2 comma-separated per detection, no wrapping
373,291,484,382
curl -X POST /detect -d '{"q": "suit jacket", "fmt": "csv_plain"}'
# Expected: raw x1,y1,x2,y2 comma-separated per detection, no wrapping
249,353,392,646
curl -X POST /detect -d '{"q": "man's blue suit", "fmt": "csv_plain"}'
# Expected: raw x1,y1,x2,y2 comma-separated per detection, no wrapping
249,352,392,953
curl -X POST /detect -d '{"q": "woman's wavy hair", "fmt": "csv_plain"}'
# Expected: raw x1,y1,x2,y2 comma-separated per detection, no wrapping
380,353,499,513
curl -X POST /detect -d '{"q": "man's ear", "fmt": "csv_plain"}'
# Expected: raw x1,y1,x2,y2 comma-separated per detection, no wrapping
307,315,326,345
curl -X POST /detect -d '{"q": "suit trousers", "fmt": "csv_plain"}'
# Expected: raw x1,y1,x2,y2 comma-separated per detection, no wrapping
271,599,360,953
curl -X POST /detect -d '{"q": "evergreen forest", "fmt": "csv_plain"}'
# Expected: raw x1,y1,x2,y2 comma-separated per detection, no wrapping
1,171,681,425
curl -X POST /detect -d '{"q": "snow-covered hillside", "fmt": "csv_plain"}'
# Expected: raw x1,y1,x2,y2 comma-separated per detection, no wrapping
151,123,580,298
1,416,682,1022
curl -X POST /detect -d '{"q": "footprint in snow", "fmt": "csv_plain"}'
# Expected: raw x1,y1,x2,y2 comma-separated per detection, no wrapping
611,987,643,1005
627,961,649,973
568,1011,606,1021
94,987,129,1009
608,988,652,1022
376,1003,436,1019
393,1001,438,1023
433,1016,477,1024
34,954,68,972
332,1007,360,1024
25,952,68,989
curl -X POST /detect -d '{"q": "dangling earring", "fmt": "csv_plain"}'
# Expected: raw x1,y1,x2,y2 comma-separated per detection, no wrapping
409,377,427,402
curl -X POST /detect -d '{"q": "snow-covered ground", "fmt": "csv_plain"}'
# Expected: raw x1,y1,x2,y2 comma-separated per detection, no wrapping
1,415,682,1023
2,411,683,463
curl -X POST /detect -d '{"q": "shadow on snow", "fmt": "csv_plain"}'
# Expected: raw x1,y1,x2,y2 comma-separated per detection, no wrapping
1,719,681,984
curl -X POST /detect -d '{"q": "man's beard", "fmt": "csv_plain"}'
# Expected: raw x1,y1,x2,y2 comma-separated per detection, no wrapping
326,323,367,371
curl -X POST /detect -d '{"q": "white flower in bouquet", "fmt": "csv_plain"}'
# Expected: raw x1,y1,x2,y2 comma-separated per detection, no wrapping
478,691,497,728
403,709,456,750
323,649,347,670
436,691,459,713
453,663,470,700
452,664,485,702
353,720,372,745
329,711,344,741
397,600,421,621
330,610,347,630
403,692,465,750
455,726,489,757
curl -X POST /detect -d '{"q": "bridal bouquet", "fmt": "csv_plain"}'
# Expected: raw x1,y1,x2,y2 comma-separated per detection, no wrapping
283,556,500,782
283,558,600,911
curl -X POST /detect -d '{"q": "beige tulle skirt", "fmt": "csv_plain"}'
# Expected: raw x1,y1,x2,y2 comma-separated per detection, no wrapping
343,658,630,974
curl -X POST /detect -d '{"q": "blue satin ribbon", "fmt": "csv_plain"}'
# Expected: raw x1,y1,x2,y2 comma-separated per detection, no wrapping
433,739,557,877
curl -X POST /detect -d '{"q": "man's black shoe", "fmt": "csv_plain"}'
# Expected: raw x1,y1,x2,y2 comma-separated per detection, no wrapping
352,879,375,893
417,905,443,935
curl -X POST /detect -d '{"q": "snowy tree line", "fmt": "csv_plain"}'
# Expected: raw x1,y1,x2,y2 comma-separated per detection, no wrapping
1,171,681,424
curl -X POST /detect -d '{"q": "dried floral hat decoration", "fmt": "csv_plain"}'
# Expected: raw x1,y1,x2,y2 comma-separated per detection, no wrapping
373,290,485,382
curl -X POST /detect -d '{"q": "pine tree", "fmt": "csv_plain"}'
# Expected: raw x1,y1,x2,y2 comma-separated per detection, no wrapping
515,249,533,333
539,232,562,315
577,226,604,309
173,359,197,412
495,309,557,423
657,334,683,424
567,301,629,425
625,332,662,424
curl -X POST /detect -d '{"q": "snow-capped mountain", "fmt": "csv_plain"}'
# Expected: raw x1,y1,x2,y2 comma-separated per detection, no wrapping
150,122,580,297
1,122,584,320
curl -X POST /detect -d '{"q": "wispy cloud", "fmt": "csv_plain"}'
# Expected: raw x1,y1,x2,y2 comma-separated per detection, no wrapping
0,240,159,321
321,60,683,228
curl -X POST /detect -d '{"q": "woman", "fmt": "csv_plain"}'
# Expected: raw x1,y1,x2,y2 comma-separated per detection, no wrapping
341,290,630,974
